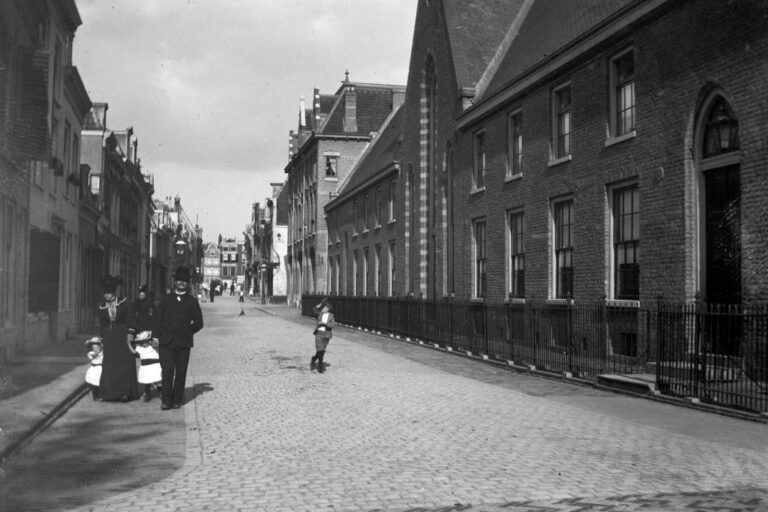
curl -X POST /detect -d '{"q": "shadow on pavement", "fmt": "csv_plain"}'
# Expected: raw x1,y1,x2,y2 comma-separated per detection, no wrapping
0,398,187,511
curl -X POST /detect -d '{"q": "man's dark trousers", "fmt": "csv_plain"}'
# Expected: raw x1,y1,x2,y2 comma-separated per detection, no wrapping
160,343,191,406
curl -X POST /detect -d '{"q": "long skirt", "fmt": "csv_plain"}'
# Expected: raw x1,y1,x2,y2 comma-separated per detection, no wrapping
99,323,140,401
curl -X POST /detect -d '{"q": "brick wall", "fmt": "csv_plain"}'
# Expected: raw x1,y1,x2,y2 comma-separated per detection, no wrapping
451,0,768,304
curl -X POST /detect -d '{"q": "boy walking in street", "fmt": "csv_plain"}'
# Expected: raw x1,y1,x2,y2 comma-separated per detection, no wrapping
310,298,334,374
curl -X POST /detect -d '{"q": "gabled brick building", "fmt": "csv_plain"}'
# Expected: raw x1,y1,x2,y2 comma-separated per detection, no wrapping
284,73,405,305
454,0,768,308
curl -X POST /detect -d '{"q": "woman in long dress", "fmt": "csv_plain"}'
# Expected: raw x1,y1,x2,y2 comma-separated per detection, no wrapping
97,275,140,402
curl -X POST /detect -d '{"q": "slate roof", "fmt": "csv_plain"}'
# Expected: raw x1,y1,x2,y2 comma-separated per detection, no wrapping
482,0,636,98
443,0,528,91
334,103,404,203
320,84,402,136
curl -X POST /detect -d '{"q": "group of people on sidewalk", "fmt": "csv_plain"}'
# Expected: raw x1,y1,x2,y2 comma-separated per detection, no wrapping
84,266,204,410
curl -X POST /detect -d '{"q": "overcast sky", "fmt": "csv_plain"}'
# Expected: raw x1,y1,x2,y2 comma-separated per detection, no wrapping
73,0,417,242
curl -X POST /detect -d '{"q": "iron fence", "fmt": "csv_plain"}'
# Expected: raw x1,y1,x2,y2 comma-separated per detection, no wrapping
303,294,768,413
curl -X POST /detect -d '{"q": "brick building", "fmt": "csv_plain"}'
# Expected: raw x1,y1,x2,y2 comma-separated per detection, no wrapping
283,73,405,305
453,0,768,308
323,0,768,314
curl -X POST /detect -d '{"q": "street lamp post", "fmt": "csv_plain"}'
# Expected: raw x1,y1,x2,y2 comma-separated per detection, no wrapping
175,238,188,268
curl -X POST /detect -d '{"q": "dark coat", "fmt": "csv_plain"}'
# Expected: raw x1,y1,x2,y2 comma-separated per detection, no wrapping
132,297,154,333
153,292,204,348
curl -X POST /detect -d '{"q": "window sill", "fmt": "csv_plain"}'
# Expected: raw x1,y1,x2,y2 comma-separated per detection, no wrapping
606,299,640,308
505,297,525,305
470,297,486,303
505,173,523,183
388,220,396,226
605,131,636,148
471,186,486,195
546,298,574,306
547,155,572,168
324,177,339,182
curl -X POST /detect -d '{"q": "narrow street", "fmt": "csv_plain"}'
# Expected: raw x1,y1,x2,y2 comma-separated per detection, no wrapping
1,294,766,511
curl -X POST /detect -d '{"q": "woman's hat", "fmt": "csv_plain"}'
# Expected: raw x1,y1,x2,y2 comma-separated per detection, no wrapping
134,330,152,341
100,275,122,293
84,336,102,346
173,266,191,282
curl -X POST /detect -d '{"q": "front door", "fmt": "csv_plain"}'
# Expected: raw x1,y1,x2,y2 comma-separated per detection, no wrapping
704,164,741,304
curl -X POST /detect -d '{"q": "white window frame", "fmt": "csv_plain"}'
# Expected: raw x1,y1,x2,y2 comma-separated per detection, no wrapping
551,198,574,299
374,244,381,296
550,82,572,164
506,109,523,180
608,181,640,302
472,129,486,191
473,218,487,299
388,240,396,296
389,179,396,223
607,48,636,146
352,249,358,296
507,210,525,299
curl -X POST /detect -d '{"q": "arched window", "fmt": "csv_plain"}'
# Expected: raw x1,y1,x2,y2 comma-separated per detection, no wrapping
696,93,741,309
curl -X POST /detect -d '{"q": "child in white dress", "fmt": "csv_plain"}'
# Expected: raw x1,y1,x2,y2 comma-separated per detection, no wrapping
84,337,103,400
133,330,162,402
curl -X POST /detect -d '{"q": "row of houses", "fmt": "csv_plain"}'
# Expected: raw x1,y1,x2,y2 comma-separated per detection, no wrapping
0,0,201,361
282,0,767,308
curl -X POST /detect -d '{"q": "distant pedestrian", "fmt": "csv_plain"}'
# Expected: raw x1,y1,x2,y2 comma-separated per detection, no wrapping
310,298,334,374
97,275,140,402
230,283,235,296
153,266,204,410
239,288,244,303
209,285,215,303
133,330,162,402
84,337,103,400
133,284,154,333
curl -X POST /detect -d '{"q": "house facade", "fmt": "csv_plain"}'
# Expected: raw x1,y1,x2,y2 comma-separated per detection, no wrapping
454,0,768,308
202,242,222,290
283,73,405,305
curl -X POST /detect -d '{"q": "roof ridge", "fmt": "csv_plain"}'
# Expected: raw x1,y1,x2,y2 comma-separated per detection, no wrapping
474,0,536,101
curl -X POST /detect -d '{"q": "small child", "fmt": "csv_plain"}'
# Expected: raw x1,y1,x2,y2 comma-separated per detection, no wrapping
133,330,162,402
84,337,103,400
310,298,334,374
239,288,244,303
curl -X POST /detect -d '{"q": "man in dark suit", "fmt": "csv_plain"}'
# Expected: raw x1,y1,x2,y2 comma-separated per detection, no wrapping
153,266,204,410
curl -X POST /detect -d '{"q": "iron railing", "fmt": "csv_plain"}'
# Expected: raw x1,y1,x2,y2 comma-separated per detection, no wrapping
302,295,768,413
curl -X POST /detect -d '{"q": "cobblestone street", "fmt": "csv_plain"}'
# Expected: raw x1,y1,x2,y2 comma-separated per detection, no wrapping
3,296,767,511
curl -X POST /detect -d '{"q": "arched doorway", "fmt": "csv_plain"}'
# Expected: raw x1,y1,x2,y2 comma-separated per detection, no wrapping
696,93,741,305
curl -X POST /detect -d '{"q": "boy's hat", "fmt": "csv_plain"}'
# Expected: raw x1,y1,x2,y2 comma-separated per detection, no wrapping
134,330,152,341
84,336,102,346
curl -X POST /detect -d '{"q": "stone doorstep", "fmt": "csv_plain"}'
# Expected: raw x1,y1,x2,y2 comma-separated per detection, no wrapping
596,373,658,394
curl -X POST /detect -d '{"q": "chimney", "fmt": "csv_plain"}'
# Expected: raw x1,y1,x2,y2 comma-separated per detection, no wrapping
174,195,181,212
299,96,306,129
314,88,322,129
342,71,357,133
91,102,109,130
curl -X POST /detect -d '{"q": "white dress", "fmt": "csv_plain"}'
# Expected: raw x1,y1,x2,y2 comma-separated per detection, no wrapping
135,344,162,385
85,352,103,386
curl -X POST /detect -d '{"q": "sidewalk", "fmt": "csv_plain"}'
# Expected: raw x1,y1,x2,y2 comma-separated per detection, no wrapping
0,336,91,465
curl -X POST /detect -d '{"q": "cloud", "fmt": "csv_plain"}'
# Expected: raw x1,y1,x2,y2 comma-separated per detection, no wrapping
73,0,417,241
